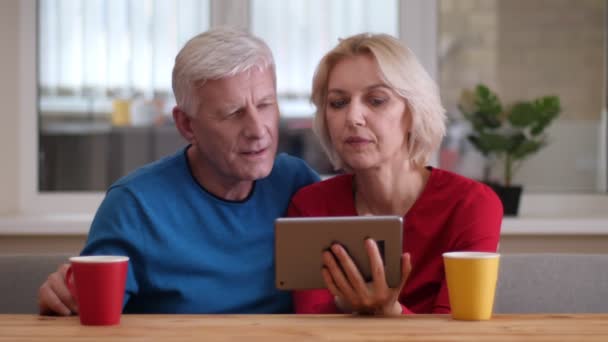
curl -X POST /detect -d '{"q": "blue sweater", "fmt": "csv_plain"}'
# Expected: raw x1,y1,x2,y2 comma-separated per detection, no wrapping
81,147,319,313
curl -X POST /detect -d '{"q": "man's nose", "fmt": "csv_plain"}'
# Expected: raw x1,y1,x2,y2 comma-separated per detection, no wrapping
243,107,266,138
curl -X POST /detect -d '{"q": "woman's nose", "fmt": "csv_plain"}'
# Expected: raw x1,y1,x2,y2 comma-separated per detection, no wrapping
345,101,366,126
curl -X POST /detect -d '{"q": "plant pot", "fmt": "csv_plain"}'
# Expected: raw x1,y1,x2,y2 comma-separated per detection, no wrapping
486,183,523,216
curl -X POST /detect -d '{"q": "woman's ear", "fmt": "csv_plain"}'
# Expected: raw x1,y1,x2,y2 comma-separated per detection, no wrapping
173,106,194,142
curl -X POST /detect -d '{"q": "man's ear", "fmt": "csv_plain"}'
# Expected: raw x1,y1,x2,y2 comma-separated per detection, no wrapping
173,106,194,142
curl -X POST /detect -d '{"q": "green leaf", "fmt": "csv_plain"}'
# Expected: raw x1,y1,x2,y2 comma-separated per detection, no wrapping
529,96,561,136
508,102,536,127
478,110,502,129
505,133,526,153
474,84,502,118
510,140,544,160
476,132,512,153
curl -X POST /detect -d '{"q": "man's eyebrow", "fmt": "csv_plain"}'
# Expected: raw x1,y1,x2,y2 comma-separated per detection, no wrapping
216,95,276,115
221,102,241,111
258,94,276,102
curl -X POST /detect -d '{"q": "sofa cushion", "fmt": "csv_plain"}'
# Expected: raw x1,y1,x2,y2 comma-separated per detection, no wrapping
0,254,72,314
495,253,608,313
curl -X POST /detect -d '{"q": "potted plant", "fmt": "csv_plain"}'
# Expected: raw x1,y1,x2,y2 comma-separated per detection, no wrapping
458,84,561,215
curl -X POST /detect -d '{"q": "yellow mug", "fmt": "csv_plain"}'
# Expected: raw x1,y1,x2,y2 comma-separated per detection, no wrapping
443,252,500,320
111,99,131,126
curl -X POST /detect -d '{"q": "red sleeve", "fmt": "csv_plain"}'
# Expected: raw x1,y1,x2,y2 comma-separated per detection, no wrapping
293,289,339,314
431,282,452,313
295,291,416,315
286,200,304,217
400,303,414,314
431,184,503,313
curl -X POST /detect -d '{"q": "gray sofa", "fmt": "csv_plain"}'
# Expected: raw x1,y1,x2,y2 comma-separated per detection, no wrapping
0,254,72,314
494,253,608,313
1,253,607,314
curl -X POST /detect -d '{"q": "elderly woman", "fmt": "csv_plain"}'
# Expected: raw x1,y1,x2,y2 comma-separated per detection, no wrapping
288,33,503,315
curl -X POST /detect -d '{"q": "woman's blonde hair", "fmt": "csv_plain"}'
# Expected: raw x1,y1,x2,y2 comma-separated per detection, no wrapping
311,33,446,170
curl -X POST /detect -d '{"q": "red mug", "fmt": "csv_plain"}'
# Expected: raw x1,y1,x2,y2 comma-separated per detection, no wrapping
65,255,129,326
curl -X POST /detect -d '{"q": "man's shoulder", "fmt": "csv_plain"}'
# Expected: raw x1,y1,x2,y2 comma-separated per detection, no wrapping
267,153,320,186
110,148,187,191
272,153,312,171
90,148,190,233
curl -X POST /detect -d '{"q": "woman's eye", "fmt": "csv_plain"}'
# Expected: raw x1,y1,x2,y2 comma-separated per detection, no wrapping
369,97,387,106
328,99,347,109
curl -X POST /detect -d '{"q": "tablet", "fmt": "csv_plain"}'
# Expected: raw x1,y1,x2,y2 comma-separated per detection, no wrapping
275,216,403,290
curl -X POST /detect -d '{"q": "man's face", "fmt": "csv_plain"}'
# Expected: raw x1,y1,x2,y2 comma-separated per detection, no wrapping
187,67,279,184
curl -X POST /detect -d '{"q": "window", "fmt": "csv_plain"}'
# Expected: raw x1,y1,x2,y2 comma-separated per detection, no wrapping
252,0,398,173
38,0,209,191
252,0,398,101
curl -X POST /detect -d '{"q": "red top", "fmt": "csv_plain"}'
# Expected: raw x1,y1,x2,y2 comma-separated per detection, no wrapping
287,168,503,314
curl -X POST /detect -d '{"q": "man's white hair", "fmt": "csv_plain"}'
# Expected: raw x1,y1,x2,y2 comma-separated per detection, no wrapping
172,27,276,116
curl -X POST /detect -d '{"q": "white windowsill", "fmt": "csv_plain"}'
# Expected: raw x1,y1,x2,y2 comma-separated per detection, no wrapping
0,215,93,235
0,214,607,236
501,217,608,235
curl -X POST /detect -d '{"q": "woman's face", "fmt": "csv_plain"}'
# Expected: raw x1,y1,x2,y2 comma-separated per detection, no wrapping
325,54,411,171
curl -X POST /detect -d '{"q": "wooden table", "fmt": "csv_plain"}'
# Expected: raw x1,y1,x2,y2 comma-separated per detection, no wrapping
1,314,607,341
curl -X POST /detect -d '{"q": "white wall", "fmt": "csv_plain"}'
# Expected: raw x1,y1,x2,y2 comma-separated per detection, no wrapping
0,1,20,216
513,120,599,193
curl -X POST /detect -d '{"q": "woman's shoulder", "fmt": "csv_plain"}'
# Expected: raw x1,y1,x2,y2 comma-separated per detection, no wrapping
429,167,492,193
292,173,353,200
424,167,502,211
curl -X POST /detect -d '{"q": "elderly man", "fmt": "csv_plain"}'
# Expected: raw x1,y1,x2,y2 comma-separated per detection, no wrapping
38,28,319,315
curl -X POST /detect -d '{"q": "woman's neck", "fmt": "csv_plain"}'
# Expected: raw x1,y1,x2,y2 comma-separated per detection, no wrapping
353,160,430,216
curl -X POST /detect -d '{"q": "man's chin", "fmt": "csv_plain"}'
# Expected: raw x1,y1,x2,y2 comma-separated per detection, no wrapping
237,149,275,179
236,160,274,181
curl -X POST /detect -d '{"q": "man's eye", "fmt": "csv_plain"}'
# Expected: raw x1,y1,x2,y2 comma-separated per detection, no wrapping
328,99,347,109
225,109,243,118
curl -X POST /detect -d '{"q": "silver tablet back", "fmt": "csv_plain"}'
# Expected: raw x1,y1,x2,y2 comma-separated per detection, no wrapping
275,216,403,290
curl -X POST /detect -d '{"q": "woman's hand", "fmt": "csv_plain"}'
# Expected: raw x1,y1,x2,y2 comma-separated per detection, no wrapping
321,239,412,316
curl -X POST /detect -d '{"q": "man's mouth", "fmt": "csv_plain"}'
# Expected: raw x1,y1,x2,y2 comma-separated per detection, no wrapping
241,147,268,156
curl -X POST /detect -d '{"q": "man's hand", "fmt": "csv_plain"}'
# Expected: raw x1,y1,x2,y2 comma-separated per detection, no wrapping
38,264,79,316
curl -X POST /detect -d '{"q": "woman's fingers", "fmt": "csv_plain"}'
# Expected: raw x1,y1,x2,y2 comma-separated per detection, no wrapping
322,250,359,306
398,252,412,290
364,239,389,295
329,244,370,300
321,266,343,299
323,242,411,315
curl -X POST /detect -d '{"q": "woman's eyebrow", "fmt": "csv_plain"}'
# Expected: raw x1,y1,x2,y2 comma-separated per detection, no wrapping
328,83,390,94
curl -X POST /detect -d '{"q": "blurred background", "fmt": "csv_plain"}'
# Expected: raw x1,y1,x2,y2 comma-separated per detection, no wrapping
36,0,606,195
